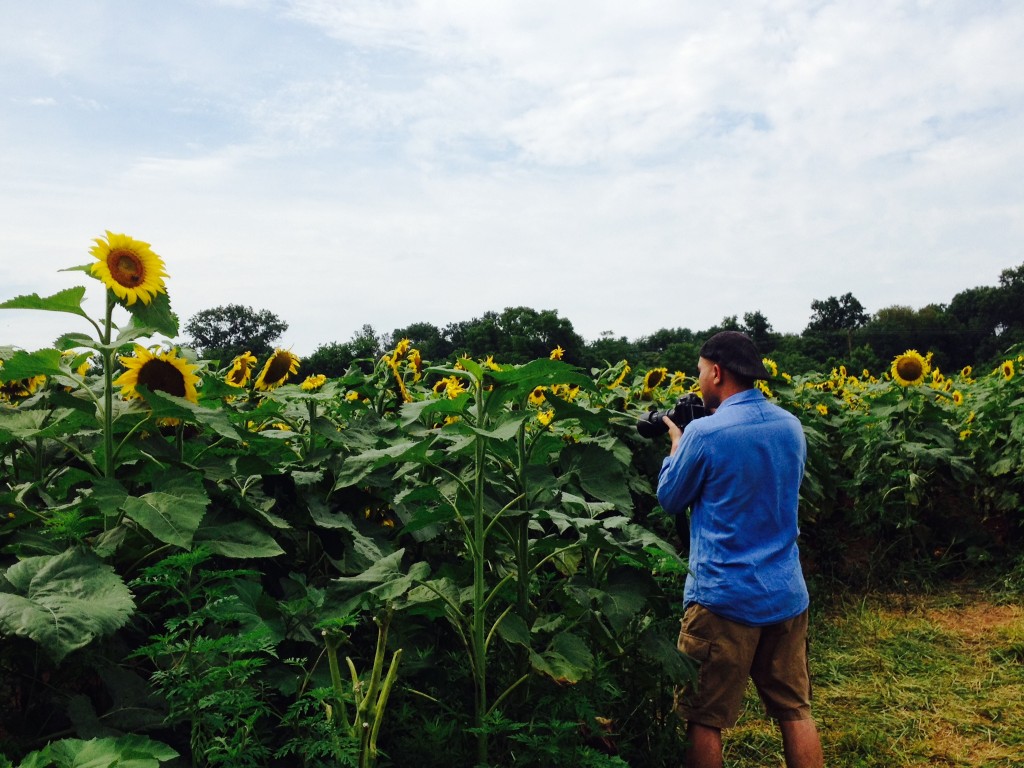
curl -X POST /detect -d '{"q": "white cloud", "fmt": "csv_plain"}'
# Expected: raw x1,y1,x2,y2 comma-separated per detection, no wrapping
1,0,1023,357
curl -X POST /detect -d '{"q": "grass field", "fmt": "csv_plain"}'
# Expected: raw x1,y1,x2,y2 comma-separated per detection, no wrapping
723,586,1024,767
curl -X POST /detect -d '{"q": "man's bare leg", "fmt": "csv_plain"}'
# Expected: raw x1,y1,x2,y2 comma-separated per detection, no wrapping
685,722,723,768
779,718,824,768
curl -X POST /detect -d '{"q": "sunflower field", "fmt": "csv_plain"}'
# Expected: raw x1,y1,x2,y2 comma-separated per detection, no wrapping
1,235,1023,767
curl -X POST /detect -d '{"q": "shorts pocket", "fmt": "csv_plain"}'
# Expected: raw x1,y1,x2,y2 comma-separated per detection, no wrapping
676,630,712,703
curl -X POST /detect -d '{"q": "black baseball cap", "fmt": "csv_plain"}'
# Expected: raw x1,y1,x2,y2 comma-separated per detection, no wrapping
699,331,772,380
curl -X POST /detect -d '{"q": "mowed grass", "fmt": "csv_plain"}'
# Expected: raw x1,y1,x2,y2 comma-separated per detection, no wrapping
721,588,1024,767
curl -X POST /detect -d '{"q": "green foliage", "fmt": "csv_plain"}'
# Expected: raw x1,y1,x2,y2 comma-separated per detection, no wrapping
0,548,135,662
6,243,1024,766
129,550,276,768
15,735,177,768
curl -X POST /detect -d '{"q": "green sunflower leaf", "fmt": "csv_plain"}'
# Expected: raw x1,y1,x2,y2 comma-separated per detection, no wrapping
529,631,593,684
18,734,178,768
0,286,91,319
0,548,135,663
121,475,210,549
193,520,285,559
126,290,179,338
0,348,67,379
136,386,244,442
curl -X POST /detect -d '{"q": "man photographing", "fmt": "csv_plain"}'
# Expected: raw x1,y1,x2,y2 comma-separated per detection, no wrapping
657,331,824,768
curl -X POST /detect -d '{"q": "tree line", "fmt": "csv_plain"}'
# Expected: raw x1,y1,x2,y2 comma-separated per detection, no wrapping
184,261,1024,377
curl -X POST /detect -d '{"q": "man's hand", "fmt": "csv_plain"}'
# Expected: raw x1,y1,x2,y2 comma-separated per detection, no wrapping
663,416,684,456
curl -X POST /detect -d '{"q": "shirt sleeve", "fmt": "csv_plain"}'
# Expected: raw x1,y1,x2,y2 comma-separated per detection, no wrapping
656,428,708,516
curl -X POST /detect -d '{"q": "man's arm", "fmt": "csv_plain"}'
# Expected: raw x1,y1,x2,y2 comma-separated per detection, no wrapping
656,419,706,515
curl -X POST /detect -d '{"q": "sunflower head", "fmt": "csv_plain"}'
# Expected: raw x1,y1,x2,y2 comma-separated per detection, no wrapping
891,350,929,387
643,367,668,392
255,349,300,391
114,345,200,404
89,231,168,306
301,374,327,392
607,362,631,390
391,338,411,362
225,352,258,388
550,346,565,361
1001,360,1015,381
0,374,47,401
408,349,423,380
952,390,964,406
528,386,547,406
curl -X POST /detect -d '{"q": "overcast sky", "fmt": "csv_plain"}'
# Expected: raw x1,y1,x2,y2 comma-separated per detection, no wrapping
2,0,1022,357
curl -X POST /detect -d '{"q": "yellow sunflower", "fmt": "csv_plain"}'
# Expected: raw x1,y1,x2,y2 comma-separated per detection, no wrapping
1001,360,1014,381
408,349,423,380
254,348,300,391
607,363,631,389
529,386,547,406
550,346,565,360
89,231,168,306
387,360,412,403
225,352,258,388
763,358,778,378
433,375,465,399
114,345,200,404
643,367,668,392
537,408,555,426
301,374,327,392
960,365,973,379
391,338,411,362
0,374,47,401
952,390,964,406
816,403,828,416
891,350,929,387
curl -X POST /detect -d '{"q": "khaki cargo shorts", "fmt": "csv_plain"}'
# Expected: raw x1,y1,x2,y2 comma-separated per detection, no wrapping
674,603,813,729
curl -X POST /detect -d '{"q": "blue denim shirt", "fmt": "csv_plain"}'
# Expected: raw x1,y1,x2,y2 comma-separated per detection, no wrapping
657,388,809,626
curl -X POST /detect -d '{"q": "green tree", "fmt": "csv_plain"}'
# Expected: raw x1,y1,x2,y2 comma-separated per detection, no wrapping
804,292,869,358
445,307,584,364
184,305,287,365
859,304,964,371
388,321,454,362
742,310,776,353
305,324,384,376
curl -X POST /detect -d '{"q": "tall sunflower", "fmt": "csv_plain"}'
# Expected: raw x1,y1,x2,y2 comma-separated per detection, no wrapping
1001,360,1015,381
225,352,258,388
114,346,200,403
891,350,929,387
89,231,168,306
254,349,300,391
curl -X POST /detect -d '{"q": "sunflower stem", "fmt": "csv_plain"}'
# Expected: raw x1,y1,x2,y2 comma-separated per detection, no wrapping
101,291,116,484
306,400,317,461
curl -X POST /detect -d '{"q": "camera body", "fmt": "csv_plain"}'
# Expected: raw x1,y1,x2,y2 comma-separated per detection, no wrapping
636,392,707,438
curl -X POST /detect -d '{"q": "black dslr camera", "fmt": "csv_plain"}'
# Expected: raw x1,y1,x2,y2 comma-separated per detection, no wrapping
635,392,707,438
